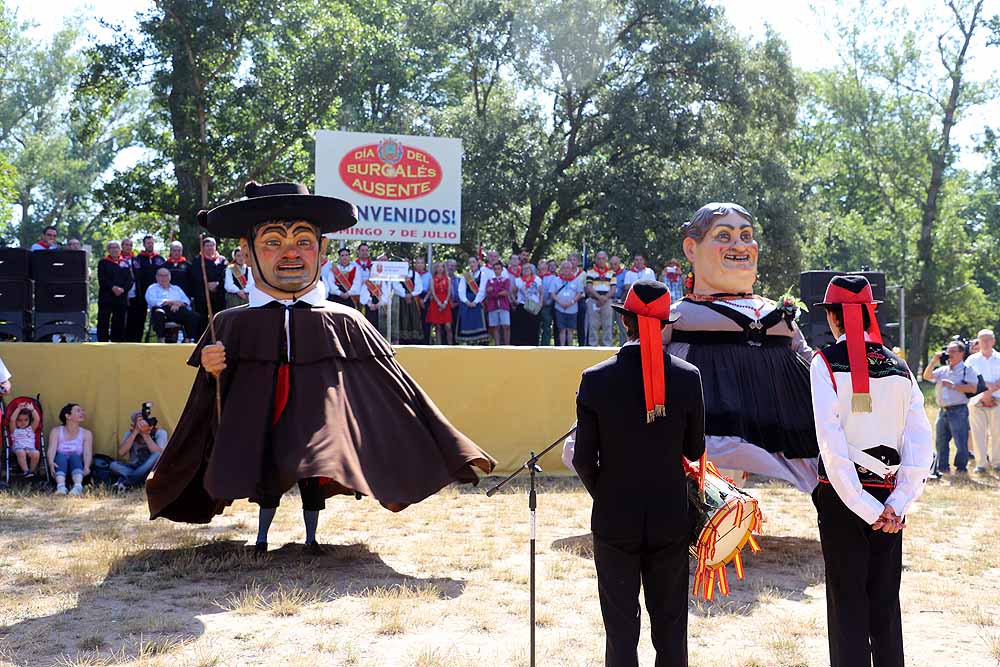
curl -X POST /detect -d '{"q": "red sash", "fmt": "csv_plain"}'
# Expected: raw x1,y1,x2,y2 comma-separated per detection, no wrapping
463,272,480,296
404,277,423,310
365,279,382,299
333,265,357,301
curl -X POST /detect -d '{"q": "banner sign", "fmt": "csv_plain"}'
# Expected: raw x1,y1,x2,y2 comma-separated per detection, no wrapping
370,260,410,282
315,130,462,245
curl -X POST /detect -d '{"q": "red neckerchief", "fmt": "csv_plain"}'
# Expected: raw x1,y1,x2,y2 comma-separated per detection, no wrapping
202,253,223,265
573,268,583,279
613,267,624,276
591,265,611,278
36,240,52,249
139,250,159,259
103,255,122,264
509,265,522,278
521,273,537,289
166,256,187,265
663,270,680,283
357,259,372,270
121,250,135,259
537,270,550,278
415,269,428,276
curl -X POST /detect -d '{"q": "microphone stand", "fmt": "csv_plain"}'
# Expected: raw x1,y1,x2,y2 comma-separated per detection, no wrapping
486,426,577,667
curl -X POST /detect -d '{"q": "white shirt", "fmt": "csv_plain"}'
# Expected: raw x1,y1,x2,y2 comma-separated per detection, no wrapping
810,335,933,523
622,267,655,292
223,265,255,294
145,283,191,309
322,262,355,298
350,268,384,306
391,272,425,298
0,358,10,383
966,351,1000,399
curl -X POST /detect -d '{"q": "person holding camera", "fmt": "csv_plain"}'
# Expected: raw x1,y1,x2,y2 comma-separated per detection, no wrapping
110,406,167,491
923,340,978,477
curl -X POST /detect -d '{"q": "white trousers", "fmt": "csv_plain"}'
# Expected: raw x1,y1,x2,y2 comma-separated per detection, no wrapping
970,402,1000,468
588,298,614,346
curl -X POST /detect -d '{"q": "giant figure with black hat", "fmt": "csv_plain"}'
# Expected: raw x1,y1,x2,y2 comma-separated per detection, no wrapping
146,181,496,553
810,274,932,667
573,279,705,667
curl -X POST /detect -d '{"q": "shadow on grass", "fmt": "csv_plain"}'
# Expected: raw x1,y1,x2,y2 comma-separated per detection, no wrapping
0,539,465,666
550,532,823,615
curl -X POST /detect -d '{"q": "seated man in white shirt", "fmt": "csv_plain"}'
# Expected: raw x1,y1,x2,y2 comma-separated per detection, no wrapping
145,267,199,342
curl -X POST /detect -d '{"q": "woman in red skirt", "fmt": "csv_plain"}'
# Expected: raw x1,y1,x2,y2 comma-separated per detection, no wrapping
426,261,454,344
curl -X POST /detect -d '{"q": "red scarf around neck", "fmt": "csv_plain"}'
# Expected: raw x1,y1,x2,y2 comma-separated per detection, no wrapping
166,256,187,265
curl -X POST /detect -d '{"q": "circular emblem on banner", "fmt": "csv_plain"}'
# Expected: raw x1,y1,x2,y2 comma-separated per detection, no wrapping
339,139,443,200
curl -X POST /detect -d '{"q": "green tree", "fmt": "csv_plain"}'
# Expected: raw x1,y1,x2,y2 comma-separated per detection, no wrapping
433,0,802,291
795,0,997,367
0,4,137,249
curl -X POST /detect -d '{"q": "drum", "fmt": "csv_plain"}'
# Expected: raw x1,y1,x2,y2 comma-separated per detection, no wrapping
686,463,763,600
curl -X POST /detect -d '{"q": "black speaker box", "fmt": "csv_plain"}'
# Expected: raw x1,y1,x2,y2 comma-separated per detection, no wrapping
0,249,30,278
799,271,890,350
33,311,87,342
0,311,31,341
33,281,87,312
0,279,33,311
30,250,87,283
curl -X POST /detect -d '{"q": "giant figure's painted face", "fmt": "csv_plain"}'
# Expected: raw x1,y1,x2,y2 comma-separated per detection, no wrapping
242,220,327,296
683,212,758,294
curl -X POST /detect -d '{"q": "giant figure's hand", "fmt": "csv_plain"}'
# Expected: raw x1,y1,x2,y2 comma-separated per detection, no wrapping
201,343,227,377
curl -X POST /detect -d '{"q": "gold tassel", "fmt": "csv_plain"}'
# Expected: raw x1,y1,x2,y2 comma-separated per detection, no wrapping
654,404,666,418
646,409,655,424
852,393,873,413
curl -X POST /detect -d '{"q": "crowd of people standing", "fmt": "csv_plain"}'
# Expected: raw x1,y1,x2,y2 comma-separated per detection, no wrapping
35,224,690,347
323,242,689,347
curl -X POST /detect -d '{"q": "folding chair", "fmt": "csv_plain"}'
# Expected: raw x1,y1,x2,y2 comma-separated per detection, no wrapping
2,395,49,487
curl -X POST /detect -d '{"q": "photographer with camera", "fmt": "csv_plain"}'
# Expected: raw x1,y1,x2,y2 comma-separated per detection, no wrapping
923,340,978,478
110,403,167,492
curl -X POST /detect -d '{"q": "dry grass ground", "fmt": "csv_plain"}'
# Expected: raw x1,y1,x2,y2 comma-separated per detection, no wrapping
2,463,1000,666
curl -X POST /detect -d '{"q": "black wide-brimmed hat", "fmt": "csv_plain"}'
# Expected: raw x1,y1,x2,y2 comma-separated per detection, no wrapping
611,279,682,325
197,181,357,239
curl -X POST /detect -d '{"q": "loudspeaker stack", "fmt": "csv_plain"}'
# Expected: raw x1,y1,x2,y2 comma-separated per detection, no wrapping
29,250,88,341
0,249,32,340
798,270,888,350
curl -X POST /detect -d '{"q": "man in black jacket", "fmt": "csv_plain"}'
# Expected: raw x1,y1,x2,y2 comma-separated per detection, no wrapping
97,240,134,342
125,235,167,341
574,279,705,667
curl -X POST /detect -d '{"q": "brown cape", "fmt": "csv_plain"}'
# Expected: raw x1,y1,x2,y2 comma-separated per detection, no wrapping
146,300,496,523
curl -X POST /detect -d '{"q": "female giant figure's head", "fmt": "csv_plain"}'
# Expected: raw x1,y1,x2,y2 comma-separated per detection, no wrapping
681,202,758,296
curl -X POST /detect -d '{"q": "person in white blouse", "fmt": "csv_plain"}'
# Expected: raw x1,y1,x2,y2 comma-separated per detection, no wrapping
966,328,1000,472
223,248,255,309
511,263,544,345
809,275,932,667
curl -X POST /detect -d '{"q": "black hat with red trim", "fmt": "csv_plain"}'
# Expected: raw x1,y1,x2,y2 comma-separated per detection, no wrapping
611,279,680,423
815,274,883,413
196,181,357,239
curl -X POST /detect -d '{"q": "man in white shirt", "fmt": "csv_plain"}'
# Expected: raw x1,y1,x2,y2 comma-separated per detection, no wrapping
145,267,199,342
966,329,1000,472
622,252,656,297
810,275,932,667
922,340,978,475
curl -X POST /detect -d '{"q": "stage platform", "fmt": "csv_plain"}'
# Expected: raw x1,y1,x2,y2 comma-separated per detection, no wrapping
0,343,617,475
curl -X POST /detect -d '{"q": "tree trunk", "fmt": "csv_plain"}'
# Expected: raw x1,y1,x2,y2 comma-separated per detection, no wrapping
909,0,981,370
167,40,204,253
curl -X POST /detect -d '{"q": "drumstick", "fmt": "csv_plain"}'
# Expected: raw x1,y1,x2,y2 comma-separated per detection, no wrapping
199,234,223,424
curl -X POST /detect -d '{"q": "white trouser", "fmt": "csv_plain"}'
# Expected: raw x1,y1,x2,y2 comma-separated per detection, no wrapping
588,297,614,346
970,402,1000,468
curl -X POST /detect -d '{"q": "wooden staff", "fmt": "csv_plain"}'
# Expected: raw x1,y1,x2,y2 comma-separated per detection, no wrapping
199,234,222,424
